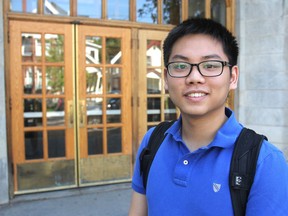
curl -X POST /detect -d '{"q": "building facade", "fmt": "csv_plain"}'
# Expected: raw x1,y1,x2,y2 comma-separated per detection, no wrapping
0,0,287,204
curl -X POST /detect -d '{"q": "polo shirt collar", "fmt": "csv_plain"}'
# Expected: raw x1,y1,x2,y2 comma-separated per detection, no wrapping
166,107,243,150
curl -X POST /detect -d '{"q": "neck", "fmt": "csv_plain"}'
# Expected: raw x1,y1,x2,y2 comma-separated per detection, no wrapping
181,108,228,151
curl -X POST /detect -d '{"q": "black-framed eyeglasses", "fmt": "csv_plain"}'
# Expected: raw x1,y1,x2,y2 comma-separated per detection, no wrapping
166,60,232,78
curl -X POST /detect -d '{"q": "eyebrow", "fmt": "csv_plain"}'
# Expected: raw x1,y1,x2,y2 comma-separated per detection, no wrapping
170,54,223,61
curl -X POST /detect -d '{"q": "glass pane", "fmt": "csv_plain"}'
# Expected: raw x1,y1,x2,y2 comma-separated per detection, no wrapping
107,127,122,153
86,36,102,64
46,98,65,126
188,0,205,18
147,73,161,94
106,38,121,64
44,0,70,16
25,131,43,160
48,130,65,158
137,0,158,23
46,66,64,94
10,0,38,13
107,98,121,123
87,98,103,125
24,99,43,127
88,128,103,155
211,0,226,26
22,33,42,62
162,0,181,25
77,0,101,18
146,40,162,67
107,0,129,20
45,34,64,63
146,40,162,94
164,97,177,121
23,66,42,94
86,67,103,94
106,68,121,93
147,97,160,122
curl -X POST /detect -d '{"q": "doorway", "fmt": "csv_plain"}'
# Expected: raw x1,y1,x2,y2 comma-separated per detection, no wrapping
9,21,132,194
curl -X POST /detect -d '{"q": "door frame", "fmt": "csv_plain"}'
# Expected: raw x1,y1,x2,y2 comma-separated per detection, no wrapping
9,20,133,194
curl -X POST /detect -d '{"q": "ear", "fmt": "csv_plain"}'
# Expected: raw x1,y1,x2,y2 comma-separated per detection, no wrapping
229,65,239,90
164,68,169,91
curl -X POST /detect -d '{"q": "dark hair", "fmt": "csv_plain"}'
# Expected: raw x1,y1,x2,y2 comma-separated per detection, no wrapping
163,18,239,67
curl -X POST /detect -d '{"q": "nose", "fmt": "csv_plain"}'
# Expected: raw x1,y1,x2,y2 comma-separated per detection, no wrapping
185,65,205,84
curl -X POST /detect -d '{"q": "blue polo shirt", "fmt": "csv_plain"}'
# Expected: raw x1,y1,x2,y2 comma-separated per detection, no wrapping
132,108,288,215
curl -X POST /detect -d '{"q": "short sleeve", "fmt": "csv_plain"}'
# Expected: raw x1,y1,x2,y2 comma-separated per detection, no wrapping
131,127,155,195
246,140,288,215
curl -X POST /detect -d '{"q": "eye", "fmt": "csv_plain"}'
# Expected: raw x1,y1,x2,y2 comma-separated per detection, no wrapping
172,63,189,70
202,61,221,70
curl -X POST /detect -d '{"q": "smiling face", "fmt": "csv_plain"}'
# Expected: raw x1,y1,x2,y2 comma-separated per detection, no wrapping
164,34,239,120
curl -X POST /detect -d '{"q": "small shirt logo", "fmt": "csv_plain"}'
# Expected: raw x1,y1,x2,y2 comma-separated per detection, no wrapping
213,183,221,192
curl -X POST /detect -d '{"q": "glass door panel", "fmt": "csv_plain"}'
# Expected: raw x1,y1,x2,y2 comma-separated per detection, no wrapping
138,30,178,138
10,21,75,193
78,25,132,186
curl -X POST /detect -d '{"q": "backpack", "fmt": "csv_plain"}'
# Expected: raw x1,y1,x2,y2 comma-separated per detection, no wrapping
139,121,268,216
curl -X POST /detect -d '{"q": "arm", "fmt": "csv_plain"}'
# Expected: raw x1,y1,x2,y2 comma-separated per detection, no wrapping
246,142,288,215
128,191,148,216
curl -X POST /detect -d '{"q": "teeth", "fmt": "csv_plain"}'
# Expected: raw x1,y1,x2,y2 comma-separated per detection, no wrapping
188,92,206,97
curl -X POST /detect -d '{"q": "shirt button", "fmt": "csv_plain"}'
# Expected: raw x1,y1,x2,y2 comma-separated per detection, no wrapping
183,160,189,165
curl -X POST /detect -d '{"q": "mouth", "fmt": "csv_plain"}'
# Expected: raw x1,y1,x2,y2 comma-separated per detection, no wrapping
186,92,207,98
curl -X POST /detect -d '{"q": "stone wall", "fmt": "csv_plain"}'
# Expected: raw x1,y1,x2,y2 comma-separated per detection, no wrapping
0,0,9,205
236,0,288,158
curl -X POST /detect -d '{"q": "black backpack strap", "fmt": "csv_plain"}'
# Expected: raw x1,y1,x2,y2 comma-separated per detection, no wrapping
139,121,175,189
229,127,268,216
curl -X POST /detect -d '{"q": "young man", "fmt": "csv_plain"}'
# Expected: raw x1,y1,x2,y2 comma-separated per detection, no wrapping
129,18,288,215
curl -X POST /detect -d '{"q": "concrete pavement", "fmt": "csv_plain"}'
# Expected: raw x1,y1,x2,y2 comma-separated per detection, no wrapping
0,183,132,216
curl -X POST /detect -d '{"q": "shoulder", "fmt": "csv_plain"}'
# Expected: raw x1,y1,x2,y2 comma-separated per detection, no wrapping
247,140,288,214
258,139,287,166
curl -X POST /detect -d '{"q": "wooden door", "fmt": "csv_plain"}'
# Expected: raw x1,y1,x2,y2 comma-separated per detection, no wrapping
138,30,178,141
9,21,132,194
77,26,132,186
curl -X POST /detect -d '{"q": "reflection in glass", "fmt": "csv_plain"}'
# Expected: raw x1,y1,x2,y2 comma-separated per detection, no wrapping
106,68,121,93
23,66,42,94
164,97,177,121
137,0,158,23
87,98,103,125
107,98,121,123
188,0,205,18
86,67,103,94
147,97,160,122
25,131,43,160
106,38,121,64
107,0,129,20
78,0,101,18
10,0,38,13
147,73,161,94
44,0,70,16
146,39,162,94
46,66,64,94
146,40,161,67
45,34,64,62
22,33,42,62
86,36,102,64
107,127,122,153
211,0,226,26
48,130,65,158
24,99,43,127
46,98,65,126
162,0,181,25
88,128,103,155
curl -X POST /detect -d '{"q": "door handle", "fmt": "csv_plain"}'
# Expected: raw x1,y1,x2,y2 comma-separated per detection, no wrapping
67,100,74,128
79,100,85,128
